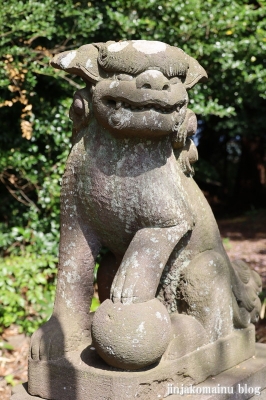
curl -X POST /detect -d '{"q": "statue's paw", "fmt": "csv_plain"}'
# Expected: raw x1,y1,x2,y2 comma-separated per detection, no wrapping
163,314,208,361
110,270,132,304
30,316,65,361
111,270,153,304
30,316,91,361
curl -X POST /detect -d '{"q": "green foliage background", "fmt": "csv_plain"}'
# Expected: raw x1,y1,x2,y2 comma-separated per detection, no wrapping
0,0,265,332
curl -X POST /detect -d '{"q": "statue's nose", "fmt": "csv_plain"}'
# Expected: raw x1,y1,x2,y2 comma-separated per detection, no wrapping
136,70,170,91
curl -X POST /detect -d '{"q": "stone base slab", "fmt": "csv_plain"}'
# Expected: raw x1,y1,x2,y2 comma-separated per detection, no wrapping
11,326,259,400
163,343,266,399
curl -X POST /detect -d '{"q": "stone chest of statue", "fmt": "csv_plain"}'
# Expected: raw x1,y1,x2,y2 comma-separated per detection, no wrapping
12,40,265,400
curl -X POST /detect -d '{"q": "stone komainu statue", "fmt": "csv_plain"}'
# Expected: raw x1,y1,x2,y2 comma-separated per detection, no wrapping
30,40,261,372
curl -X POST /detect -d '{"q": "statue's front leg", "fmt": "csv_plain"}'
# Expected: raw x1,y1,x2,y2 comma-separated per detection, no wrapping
30,174,100,361
111,224,191,305
92,224,191,370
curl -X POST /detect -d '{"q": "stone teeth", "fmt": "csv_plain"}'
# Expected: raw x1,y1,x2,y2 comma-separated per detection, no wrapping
116,101,122,109
117,101,176,113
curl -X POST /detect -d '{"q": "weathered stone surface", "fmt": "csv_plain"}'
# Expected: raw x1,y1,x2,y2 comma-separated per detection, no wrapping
23,39,263,398
12,342,266,400
163,343,266,400
91,298,172,369
20,326,254,400
163,313,208,360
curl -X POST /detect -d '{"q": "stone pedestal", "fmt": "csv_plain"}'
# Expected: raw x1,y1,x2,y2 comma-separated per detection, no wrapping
11,327,266,400
163,343,266,400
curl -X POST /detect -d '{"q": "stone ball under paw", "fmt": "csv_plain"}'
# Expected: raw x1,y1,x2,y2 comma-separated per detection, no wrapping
91,298,172,370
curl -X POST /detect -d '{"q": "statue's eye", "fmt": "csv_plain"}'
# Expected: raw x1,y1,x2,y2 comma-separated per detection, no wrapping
170,77,182,84
73,95,84,115
117,74,133,81
99,48,108,61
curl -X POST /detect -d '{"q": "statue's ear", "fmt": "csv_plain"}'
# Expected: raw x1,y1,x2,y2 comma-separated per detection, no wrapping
184,56,208,89
50,44,101,83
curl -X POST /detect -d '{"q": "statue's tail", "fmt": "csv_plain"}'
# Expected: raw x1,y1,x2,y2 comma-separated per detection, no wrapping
231,259,262,328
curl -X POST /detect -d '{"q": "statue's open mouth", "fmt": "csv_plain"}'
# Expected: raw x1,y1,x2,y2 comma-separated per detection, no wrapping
105,98,182,114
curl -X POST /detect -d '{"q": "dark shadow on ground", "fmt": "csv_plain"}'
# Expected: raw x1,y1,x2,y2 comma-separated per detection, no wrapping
217,209,266,240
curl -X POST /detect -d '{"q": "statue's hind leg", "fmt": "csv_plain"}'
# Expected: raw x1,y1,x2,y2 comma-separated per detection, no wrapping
159,248,261,361
176,250,234,343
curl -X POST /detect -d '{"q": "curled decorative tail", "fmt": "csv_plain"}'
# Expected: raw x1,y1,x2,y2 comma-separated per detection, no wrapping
231,259,262,328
